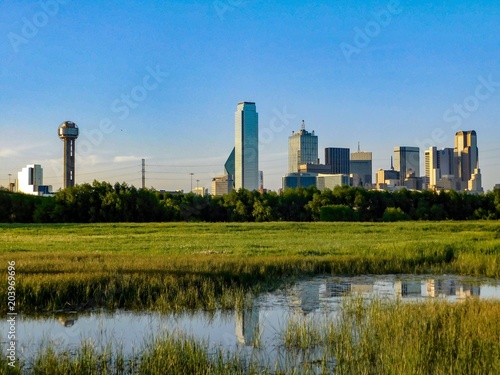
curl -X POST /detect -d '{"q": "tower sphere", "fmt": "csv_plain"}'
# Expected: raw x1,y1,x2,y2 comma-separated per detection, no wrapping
58,121,79,140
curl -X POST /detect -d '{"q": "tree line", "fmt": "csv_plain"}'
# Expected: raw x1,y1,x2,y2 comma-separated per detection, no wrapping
0,181,499,223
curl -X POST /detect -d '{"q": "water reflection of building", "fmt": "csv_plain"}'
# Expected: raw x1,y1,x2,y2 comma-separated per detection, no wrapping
289,282,320,314
426,279,480,299
456,285,480,299
57,314,77,327
427,279,456,297
321,282,374,298
322,282,351,297
235,306,259,346
394,281,422,298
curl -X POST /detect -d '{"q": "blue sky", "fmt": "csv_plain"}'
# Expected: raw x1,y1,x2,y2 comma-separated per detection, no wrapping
1,0,499,191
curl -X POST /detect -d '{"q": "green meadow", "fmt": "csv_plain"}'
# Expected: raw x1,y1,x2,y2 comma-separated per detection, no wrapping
1,221,500,373
1,221,499,313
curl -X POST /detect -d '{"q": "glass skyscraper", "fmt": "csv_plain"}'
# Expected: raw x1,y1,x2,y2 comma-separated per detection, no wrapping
235,102,259,191
350,151,373,186
325,148,350,174
394,146,420,183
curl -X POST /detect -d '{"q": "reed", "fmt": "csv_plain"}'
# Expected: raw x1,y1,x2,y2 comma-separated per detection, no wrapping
0,222,499,313
326,298,500,374
3,299,499,374
282,316,323,351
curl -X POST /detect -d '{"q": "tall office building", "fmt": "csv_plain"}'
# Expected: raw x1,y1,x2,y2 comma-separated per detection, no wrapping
425,147,455,188
235,102,259,191
288,121,318,173
325,148,350,174
17,164,43,195
350,151,372,186
394,146,420,184
454,130,478,183
425,147,438,187
16,164,52,196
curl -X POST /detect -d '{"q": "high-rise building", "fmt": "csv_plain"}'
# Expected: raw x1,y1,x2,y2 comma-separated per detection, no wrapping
16,164,52,196
425,147,437,187
350,151,372,186
376,169,400,189
325,148,350,174
425,147,455,188
394,146,420,184
224,147,235,190
235,102,259,191
288,121,318,173
58,121,79,189
454,130,479,183
17,164,43,195
211,175,232,196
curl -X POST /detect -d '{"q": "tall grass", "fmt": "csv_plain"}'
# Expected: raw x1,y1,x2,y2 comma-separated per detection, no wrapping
3,299,499,374
326,298,500,375
0,222,499,313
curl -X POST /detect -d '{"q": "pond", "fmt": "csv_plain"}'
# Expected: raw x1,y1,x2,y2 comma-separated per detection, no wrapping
3,274,500,369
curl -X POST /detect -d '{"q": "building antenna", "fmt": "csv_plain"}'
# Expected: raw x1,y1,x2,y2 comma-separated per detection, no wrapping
358,141,360,152
301,120,305,131
390,156,394,171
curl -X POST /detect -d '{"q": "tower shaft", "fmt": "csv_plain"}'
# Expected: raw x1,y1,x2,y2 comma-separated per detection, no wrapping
63,138,76,188
58,121,79,190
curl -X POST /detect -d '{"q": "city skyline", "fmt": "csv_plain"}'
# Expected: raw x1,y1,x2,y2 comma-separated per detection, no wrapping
1,111,494,194
1,1,499,191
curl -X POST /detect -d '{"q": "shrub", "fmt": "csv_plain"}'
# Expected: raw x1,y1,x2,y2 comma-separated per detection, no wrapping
320,205,358,222
382,207,410,222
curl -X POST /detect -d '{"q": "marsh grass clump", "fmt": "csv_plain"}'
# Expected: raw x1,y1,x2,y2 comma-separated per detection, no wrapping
282,316,323,351
13,334,260,375
326,298,500,375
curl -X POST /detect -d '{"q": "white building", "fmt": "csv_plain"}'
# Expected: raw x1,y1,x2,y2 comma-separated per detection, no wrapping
192,187,208,197
211,175,232,196
17,164,51,195
235,102,259,191
425,147,454,189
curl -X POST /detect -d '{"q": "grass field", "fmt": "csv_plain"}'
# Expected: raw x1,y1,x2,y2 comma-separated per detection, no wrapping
1,221,499,373
1,221,499,313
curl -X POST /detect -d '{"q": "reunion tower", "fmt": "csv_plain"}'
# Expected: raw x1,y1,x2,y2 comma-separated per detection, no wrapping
58,121,79,189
